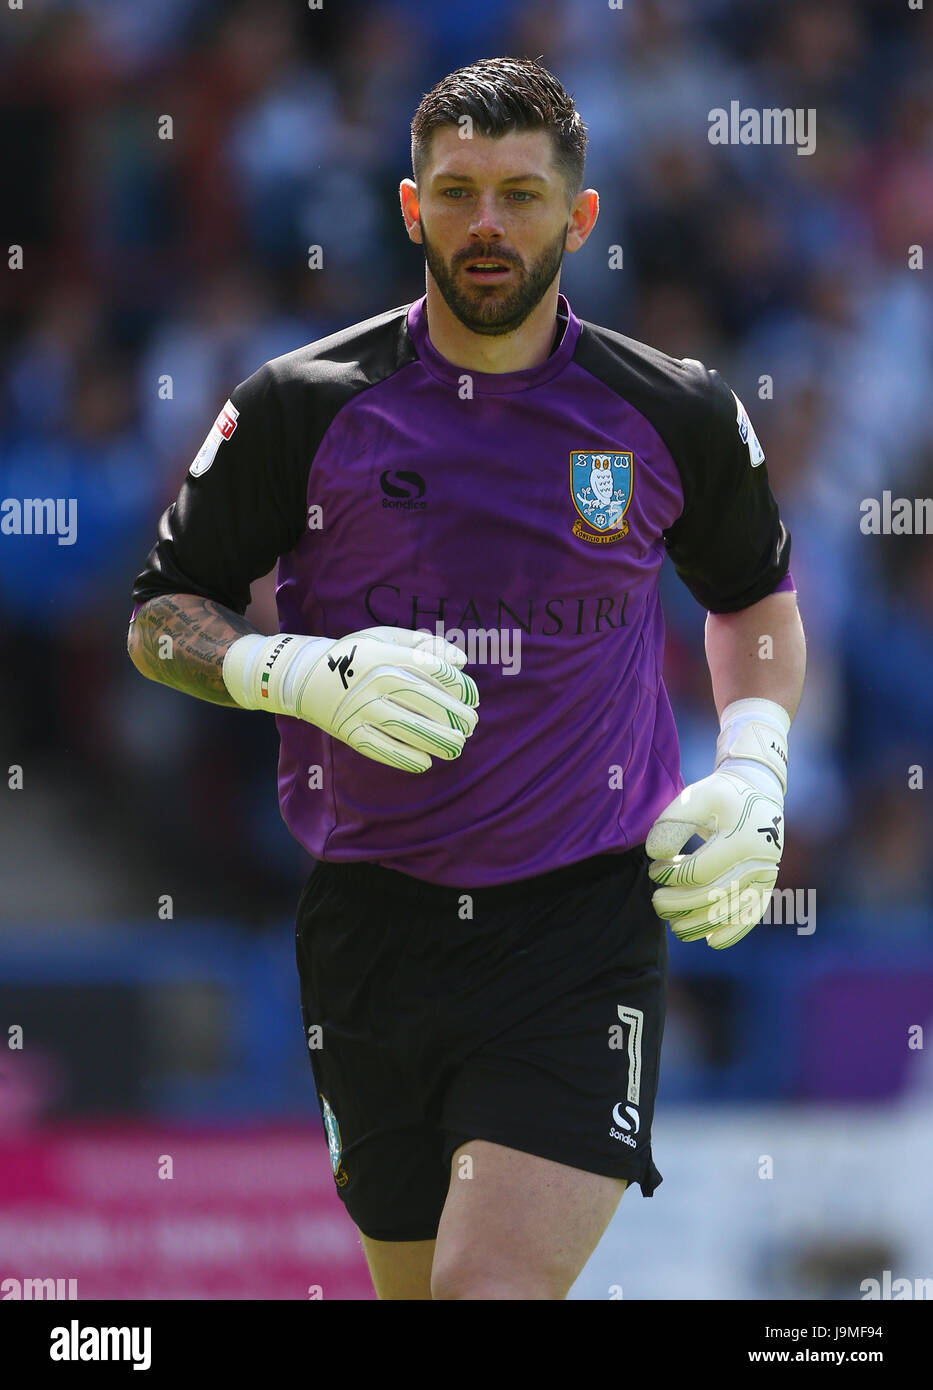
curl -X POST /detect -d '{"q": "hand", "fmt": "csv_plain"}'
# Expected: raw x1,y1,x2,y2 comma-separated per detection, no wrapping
645,770,783,949
223,624,479,773
644,699,789,949
295,626,479,772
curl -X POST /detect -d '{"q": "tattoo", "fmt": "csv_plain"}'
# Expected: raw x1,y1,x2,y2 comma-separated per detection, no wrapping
128,594,260,707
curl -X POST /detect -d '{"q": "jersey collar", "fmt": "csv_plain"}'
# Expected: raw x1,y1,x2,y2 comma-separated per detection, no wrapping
406,292,581,394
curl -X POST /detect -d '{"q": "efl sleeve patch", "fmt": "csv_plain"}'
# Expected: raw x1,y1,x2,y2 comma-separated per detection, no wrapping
731,390,765,467
189,399,240,477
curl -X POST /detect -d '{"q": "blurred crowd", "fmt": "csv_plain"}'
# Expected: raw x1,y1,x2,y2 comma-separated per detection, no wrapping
1,0,932,929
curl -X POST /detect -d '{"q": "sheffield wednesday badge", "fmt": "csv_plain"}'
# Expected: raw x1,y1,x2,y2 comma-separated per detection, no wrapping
320,1093,349,1187
570,451,634,544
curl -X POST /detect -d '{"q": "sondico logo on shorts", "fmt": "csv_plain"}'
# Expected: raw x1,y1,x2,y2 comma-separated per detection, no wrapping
320,1094,349,1187
610,1102,639,1149
609,1004,644,1149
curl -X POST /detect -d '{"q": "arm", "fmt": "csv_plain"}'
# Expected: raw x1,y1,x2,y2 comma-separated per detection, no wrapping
705,589,806,721
126,595,479,769
126,594,261,708
647,587,805,949
648,368,802,948
126,369,478,769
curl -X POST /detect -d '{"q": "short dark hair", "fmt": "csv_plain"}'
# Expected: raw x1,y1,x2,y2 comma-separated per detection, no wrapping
410,56,588,204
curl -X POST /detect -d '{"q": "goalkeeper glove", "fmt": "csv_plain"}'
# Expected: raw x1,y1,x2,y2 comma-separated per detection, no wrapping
222,625,479,773
645,698,789,949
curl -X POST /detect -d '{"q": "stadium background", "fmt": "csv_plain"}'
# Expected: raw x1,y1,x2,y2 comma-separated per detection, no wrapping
1,0,931,1299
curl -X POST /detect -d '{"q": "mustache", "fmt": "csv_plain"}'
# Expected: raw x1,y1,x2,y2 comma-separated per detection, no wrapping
453,248,522,268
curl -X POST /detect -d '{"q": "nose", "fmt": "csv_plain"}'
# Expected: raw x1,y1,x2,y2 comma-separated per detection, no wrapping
468,191,505,242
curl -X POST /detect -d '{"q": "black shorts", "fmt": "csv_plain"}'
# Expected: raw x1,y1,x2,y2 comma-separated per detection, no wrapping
294,845,667,1242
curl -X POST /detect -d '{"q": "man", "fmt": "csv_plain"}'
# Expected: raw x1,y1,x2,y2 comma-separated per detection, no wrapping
128,56,805,1300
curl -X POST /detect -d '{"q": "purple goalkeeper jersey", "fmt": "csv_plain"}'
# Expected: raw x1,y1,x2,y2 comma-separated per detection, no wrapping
132,293,794,886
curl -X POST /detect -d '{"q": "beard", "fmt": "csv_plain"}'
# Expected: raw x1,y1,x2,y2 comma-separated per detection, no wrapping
419,218,568,336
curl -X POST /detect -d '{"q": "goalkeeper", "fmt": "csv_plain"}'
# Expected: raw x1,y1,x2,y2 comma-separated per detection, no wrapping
127,56,805,1302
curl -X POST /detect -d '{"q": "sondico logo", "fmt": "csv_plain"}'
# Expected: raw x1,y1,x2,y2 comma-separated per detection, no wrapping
610,1102,639,1149
380,470,427,511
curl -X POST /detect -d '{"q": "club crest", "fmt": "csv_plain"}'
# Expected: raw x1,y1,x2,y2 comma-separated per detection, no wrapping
320,1093,349,1187
570,451,634,545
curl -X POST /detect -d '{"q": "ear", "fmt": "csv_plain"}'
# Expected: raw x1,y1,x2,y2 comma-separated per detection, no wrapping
400,179,423,243
565,188,599,254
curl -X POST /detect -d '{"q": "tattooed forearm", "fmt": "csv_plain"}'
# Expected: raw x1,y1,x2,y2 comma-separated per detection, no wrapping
127,594,261,707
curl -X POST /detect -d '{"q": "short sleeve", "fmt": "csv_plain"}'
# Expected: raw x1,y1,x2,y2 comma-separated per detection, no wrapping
662,366,791,613
131,363,308,616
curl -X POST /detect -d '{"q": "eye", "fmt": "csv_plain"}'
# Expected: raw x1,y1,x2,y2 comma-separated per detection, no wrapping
441,187,468,198
508,191,535,202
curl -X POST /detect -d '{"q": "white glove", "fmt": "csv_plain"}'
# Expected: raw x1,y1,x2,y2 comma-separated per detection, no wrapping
645,698,789,949
222,625,479,773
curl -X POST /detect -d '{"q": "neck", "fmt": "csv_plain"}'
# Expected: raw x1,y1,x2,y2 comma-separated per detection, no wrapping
423,277,562,374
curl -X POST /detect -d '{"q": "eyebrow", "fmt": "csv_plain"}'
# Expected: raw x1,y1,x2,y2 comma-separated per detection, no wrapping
432,172,550,186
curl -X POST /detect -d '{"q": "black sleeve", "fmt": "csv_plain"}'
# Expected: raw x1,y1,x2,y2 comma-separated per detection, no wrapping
662,366,791,613
131,363,308,616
